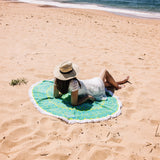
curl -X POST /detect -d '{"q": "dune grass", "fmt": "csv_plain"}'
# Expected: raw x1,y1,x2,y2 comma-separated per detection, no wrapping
10,78,28,86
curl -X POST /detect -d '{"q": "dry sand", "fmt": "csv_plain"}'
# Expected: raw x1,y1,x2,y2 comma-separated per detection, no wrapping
0,0,160,159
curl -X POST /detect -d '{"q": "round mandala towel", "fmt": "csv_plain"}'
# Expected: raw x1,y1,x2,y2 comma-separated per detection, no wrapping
29,80,122,123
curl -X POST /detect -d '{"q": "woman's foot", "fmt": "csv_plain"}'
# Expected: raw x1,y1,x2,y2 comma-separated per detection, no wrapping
116,76,129,90
116,84,125,90
117,76,130,85
105,76,130,90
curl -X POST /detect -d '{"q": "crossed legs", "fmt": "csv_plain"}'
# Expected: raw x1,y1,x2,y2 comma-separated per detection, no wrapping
100,69,129,90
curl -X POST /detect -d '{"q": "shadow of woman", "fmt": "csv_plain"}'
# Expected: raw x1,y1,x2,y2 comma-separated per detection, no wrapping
61,95,94,111
36,95,94,111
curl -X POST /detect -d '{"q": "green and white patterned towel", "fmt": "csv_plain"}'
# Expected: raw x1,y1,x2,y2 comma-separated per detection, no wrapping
29,80,122,123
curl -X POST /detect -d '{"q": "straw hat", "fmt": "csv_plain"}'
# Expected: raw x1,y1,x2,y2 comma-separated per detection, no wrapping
54,61,79,80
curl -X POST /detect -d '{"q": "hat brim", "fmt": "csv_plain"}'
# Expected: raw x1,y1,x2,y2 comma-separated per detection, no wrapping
54,63,79,80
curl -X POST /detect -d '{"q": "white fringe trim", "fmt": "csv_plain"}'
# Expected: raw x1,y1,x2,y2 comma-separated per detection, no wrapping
29,80,122,124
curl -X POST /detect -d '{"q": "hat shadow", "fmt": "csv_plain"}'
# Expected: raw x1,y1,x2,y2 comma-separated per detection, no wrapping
62,95,94,111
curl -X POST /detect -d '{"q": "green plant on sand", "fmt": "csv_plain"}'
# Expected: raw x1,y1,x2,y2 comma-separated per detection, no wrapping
10,78,28,86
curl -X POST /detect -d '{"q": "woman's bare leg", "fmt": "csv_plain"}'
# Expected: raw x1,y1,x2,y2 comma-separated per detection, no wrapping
100,69,129,90
117,76,130,85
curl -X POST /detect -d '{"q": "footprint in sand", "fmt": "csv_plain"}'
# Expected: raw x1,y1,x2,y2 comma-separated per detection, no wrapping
0,139,17,153
47,153,69,160
1,118,26,131
89,148,111,160
150,119,160,126
29,141,50,153
130,154,145,160
75,143,93,159
0,153,8,160
107,132,122,144
0,125,33,153
115,146,125,152
125,109,136,119
6,126,33,141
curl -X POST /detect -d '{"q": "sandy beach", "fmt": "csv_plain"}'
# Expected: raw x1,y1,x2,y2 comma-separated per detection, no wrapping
0,0,160,159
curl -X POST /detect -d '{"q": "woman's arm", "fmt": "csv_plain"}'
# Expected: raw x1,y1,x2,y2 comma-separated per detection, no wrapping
71,90,95,106
53,84,62,98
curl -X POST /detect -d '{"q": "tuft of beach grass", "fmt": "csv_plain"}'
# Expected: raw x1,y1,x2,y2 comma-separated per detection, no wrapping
10,78,28,86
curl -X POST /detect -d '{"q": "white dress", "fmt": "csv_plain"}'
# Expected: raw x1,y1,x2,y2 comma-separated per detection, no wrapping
69,77,107,100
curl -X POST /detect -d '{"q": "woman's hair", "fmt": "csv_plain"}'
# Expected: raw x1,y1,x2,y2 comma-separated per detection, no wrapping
55,77,81,94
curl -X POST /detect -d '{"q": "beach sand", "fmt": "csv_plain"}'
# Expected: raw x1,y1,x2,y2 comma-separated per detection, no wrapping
0,0,160,159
